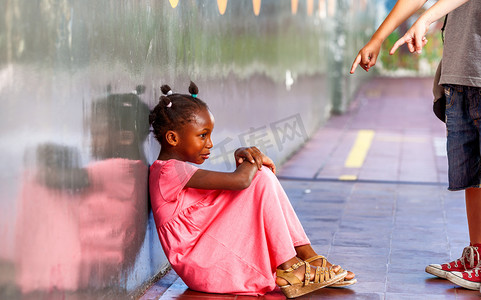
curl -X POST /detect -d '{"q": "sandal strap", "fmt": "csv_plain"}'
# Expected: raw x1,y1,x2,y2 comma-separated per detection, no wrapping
305,255,328,268
304,255,326,264
315,265,335,282
276,259,307,286
304,261,311,286
322,267,335,282
276,268,302,286
314,266,320,283
284,259,305,272
306,255,345,273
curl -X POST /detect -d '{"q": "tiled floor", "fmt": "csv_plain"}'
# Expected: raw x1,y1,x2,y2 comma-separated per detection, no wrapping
140,78,480,299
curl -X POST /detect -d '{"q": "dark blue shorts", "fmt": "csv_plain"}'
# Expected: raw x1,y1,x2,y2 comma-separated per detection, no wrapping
445,84,481,191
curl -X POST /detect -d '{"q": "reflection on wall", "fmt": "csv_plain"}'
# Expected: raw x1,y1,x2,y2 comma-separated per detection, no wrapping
0,0,379,298
13,90,149,299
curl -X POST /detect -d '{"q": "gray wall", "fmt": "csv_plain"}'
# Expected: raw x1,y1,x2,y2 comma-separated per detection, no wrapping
0,0,377,298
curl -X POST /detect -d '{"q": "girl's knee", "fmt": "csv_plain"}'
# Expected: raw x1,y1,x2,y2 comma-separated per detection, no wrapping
260,166,277,177
249,167,284,196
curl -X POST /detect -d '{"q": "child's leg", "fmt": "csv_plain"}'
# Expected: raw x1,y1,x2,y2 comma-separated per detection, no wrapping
465,86,481,245
260,169,356,280
259,168,310,247
465,187,481,244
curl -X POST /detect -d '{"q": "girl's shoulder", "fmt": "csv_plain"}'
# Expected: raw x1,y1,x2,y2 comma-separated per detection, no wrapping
150,159,185,169
150,159,198,178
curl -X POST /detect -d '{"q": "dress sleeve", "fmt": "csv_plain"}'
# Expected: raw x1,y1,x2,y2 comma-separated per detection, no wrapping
158,160,198,202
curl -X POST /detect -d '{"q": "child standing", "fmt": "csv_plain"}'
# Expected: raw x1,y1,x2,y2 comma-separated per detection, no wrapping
351,0,481,292
148,82,355,298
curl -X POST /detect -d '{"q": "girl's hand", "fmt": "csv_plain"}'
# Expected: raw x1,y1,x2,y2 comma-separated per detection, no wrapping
235,147,263,169
234,147,276,174
260,154,276,174
350,38,383,73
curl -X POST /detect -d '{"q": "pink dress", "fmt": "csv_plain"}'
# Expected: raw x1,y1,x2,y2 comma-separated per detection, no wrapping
149,159,310,296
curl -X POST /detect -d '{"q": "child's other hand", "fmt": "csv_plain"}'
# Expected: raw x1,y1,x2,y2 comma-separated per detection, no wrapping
234,147,276,174
390,17,429,55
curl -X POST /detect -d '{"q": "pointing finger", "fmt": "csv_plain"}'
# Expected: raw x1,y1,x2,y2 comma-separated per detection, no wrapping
415,34,424,53
350,54,362,74
390,37,406,55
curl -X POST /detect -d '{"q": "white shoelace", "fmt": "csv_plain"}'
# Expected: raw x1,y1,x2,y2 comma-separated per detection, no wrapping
450,246,479,270
465,261,481,278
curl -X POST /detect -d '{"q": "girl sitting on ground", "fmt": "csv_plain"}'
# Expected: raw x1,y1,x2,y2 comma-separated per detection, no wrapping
148,81,356,298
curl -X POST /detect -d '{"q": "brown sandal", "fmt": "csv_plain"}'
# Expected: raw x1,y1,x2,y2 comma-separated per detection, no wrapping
304,255,357,287
276,259,347,298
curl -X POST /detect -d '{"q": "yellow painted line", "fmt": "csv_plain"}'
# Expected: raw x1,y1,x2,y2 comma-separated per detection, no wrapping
339,175,357,181
344,130,375,168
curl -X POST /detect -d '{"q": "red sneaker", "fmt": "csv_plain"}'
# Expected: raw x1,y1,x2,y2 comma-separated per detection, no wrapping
446,264,481,290
425,245,479,278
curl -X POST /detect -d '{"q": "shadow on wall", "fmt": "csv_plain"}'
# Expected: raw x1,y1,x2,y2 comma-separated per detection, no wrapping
13,87,150,299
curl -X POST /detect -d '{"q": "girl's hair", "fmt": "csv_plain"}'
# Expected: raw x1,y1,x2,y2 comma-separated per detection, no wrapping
149,81,208,144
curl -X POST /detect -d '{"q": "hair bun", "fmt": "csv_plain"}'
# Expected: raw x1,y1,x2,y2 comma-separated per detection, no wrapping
188,81,199,95
161,84,173,95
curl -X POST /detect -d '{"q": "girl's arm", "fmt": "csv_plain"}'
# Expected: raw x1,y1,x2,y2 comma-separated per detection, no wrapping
350,0,428,73
390,0,470,54
185,161,259,190
186,146,276,190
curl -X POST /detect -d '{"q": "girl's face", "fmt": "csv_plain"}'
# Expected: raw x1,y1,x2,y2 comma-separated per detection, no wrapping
176,108,214,164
